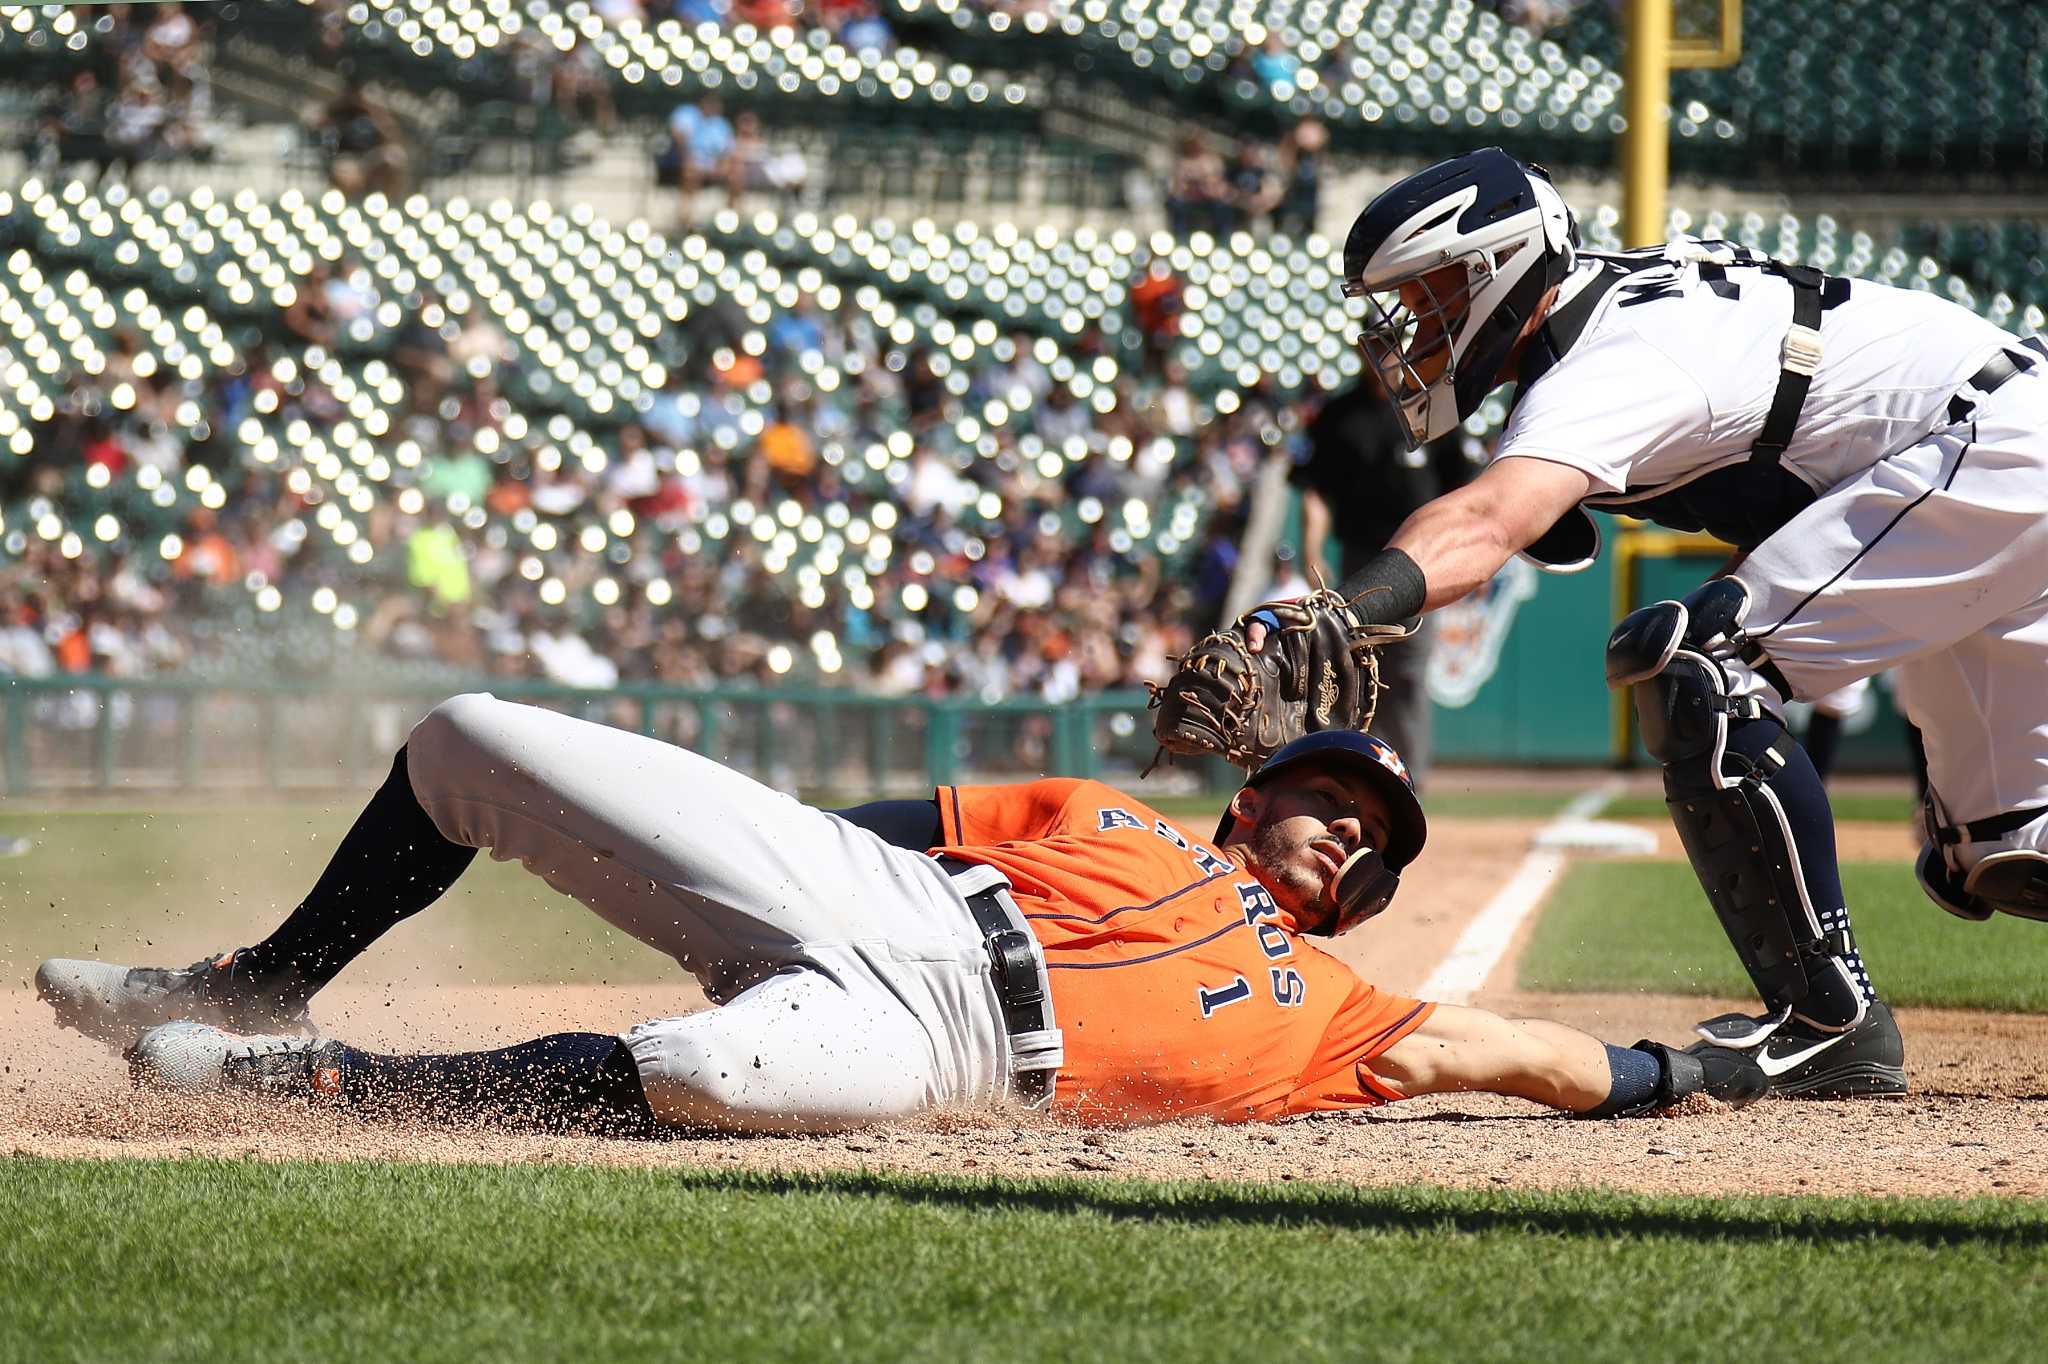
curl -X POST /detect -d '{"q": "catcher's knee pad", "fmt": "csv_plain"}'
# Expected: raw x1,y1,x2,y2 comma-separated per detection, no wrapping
1607,585,1858,1026
1917,842,2048,923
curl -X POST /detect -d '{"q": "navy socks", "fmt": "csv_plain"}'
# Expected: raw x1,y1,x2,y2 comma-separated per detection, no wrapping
238,746,477,1001
1723,716,1875,1026
332,1032,658,1135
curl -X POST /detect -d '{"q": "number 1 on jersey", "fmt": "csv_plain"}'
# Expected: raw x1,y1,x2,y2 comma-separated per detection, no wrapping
1196,975,1252,1018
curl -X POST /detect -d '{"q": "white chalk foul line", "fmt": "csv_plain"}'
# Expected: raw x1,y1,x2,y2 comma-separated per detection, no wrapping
1417,777,1627,1005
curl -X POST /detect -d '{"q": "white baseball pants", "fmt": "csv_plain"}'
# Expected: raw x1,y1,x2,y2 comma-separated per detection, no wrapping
1731,360,2048,873
404,692,1028,1131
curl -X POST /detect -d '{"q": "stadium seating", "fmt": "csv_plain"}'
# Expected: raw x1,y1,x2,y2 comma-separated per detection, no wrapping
0,182,1207,668
712,200,2040,427
1554,1,2048,178
228,0,1038,127
885,0,1740,167
1897,220,2048,320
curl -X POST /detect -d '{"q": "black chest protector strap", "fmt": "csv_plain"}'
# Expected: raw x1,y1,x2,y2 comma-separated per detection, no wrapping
1728,261,1853,469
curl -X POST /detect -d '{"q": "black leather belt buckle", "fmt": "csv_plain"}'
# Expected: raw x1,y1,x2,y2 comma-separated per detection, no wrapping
985,927,1043,1008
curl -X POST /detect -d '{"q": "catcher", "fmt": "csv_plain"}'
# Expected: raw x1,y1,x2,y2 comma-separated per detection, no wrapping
38,695,1763,1132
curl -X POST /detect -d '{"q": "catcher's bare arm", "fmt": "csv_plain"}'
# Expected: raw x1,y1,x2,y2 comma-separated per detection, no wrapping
1379,455,1592,610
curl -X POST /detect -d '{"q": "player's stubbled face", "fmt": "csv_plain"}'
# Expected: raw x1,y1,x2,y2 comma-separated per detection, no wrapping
1396,264,1468,385
1240,768,1393,926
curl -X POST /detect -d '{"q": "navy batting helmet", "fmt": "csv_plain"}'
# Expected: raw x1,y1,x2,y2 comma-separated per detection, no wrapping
1214,730,1429,935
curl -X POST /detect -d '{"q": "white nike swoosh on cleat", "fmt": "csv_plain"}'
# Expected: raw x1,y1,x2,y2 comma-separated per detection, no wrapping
1754,1033,1849,1078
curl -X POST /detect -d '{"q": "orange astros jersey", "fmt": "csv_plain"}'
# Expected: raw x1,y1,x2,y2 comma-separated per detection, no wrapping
932,778,1434,1125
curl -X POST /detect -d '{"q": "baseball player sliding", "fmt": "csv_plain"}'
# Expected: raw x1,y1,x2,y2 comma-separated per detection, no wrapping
1157,147,2048,1101
38,695,1764,1131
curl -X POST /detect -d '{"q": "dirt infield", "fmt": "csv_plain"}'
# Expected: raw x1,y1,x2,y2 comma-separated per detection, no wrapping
6,817,2044,1198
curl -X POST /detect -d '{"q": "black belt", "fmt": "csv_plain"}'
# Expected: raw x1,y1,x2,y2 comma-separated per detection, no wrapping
1947,338,2046,423
936,856,1057,1105
1932,803,2048,847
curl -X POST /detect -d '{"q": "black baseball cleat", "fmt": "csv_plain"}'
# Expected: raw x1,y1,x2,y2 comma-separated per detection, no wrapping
35,950,313,1049
1693,1001,1907,1098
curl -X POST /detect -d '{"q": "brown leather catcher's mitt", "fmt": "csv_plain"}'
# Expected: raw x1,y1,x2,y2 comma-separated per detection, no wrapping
1148,589,1416,772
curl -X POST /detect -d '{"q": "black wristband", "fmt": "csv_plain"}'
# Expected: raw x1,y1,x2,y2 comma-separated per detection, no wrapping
1336,548,1427,625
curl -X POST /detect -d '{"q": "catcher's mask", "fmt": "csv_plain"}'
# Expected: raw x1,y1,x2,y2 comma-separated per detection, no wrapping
1216,730,1429,936
1341,147,1578,447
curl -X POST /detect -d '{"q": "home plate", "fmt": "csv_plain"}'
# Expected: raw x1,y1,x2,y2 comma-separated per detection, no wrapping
1531,819,1660,855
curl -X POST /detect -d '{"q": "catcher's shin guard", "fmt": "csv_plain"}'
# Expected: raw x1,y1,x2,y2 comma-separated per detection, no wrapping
1607,582,1866,1040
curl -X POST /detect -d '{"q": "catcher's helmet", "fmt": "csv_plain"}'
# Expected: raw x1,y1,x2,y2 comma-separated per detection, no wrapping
1216,730,1429,936
1342,147,1578,447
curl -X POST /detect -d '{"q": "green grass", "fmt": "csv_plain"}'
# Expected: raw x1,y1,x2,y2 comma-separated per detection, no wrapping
4,1159,2045,1363
1601,791,1918,823
1521,861,2048,1010
0,806,671,987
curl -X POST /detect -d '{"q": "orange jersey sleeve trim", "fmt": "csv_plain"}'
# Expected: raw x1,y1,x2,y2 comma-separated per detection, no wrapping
1286,997,1437,1114
1351,1000,1435,1102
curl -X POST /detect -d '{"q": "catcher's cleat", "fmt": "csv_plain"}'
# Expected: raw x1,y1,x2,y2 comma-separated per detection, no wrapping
1693,1000,1907,1098
128,1021,347,1099
36,950,312,1049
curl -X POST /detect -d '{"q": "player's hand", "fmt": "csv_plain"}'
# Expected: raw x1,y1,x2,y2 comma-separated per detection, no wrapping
1150,592,1404,771
1243,608,1283,653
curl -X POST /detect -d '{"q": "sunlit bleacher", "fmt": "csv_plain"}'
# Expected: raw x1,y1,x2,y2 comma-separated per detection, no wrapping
1556,1,2048,178
887,0,1737,164
1898,220,2048,320
1,181,1209,679
238,0,1036,123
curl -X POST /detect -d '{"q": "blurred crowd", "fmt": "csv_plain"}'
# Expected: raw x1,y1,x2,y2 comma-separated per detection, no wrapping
25,2,217,179
1162,118,1326,240
0,259,1327,702
659,96,813,219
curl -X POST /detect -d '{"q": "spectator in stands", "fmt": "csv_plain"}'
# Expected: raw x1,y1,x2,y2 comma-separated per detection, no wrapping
1273,118,1328,239
1249,34,1301,91
728,111,810,207
310,79,410,198
1165,135,1230,238
1226,142,1282,232
37,71,111,178
661,95,738,220
834,0,896,53
143,3,202,76
735,0,798,30
104,82,167,179
1128,259,1183,368
552,37,619,137
1498,0,1580,35
283,262,340,349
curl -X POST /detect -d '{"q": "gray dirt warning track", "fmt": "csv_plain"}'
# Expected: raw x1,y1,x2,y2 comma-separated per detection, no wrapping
4,818,2045,1198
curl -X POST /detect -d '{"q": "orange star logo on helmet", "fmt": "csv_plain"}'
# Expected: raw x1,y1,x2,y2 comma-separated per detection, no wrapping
312,1065,342,1095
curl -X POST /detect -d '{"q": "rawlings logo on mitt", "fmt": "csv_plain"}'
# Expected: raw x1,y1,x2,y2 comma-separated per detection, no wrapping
1148,589,1416,772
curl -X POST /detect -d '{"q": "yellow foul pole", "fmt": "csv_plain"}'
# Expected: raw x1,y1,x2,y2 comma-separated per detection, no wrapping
1622,0,1671,248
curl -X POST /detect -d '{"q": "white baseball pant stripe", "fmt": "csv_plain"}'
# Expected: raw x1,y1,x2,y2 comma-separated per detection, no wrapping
1729,364,2048,869
404,692,1020,1131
